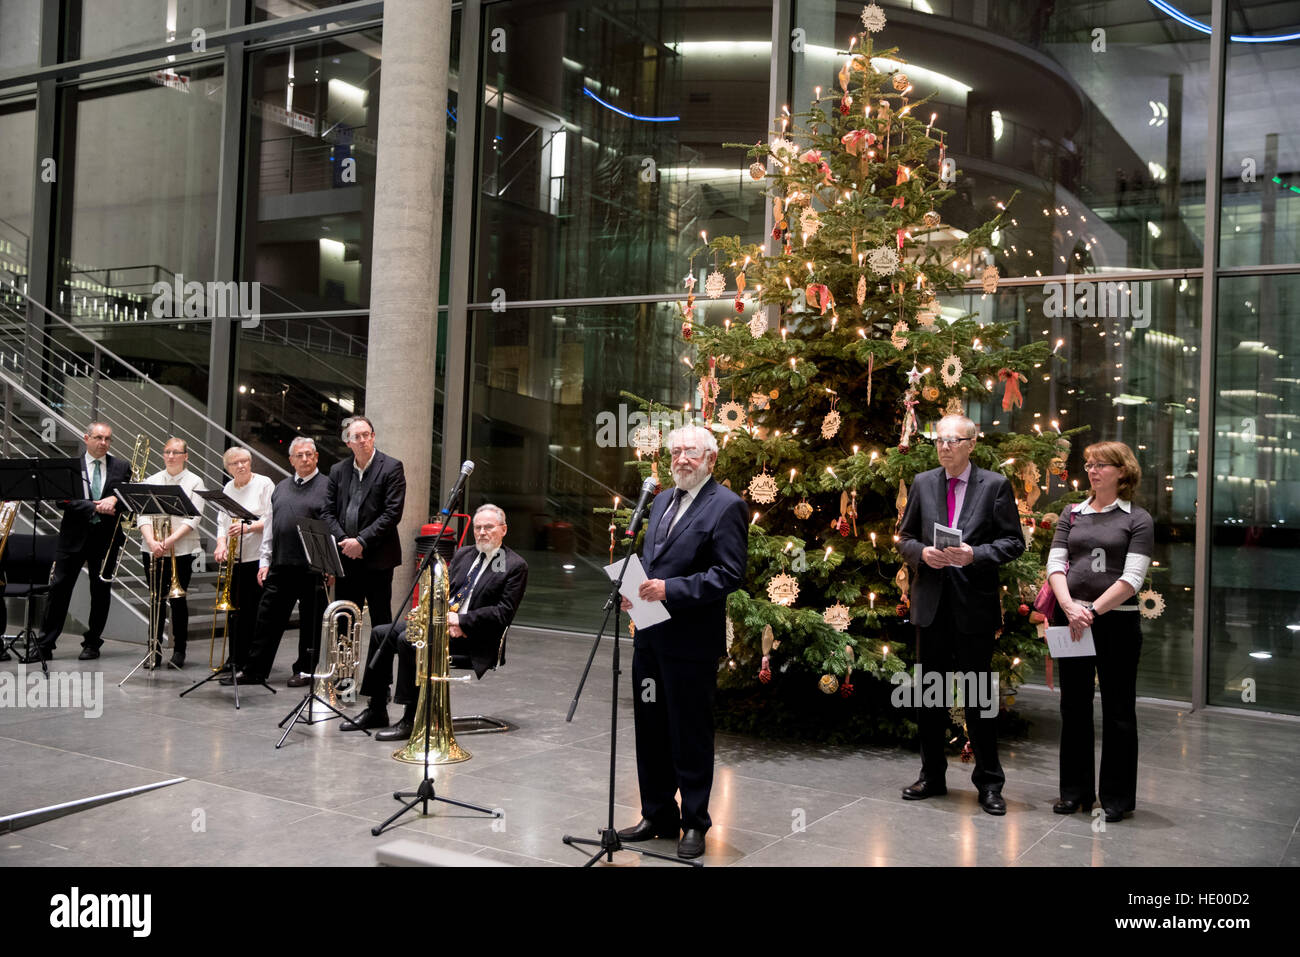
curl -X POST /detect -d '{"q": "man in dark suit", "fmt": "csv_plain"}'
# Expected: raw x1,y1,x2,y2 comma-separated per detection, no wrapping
322,416,405,641
616,424,749,859
897,413,1026,815
24,421,131,662
342,503,528,739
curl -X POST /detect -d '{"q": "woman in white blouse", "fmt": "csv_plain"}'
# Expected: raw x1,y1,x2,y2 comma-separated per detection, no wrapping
1046,440,1154,823
214,447,274,674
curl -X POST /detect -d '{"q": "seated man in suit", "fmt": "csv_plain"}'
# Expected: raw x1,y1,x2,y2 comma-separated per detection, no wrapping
341,503,528,740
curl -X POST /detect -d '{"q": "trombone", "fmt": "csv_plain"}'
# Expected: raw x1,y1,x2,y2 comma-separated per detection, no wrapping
146,516,186,668
0,500,18,586
208,528,239,671
100,434,150,582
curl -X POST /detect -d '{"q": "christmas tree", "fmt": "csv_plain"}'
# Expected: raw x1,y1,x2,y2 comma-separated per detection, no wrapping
616,4,1086,744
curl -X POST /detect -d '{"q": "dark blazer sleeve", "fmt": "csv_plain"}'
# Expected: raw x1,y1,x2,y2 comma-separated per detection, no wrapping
971,472,1026,568
458,552,528,639
322,462,348,541
896,470,929,568
356,455,405,552
661,494,749,611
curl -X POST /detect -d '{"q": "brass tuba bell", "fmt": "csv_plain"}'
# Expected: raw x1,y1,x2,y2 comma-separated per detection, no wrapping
393,557,470,764
318,599,363,709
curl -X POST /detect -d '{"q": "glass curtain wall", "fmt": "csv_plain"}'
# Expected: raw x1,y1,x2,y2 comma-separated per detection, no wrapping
0,98,35,282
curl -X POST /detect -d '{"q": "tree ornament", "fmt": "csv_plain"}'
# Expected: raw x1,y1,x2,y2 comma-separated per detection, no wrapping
890,321,910,350
945,397,965,417
922,385,940,402
941,353,963,387
861,2,887,33
997,367,1027,410
769,136,797,164
841,129,875,156
821,393,841,439
856,273,867,306
818,674,839,694
824,603,852,632
981,265,1000,294
749,391,770,410
896,479,908,525
682,272,696,292
867,245,899,276
899,388,919,450
716,400,746,431
794,499,814,520
767,572,800,606
916,297,940,327
748,161,766,181
631,425,661,456
892,72,910,92
759,623,775,682
837,516,850,537
1138,589,1166,620
905,364,923,387
726,616,736,653
681,319,693,340
801,208,821,241
748,469,778,505
705,268,727,299
748,311,769,338
923,210,941,228
894,565,909,600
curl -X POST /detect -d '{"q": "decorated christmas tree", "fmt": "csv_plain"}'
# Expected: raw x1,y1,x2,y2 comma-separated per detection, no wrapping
615,4,1088,744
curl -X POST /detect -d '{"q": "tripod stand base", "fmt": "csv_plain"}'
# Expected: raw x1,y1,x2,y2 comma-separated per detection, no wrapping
561,830,703,868
275,692,360,748
370,776,499,836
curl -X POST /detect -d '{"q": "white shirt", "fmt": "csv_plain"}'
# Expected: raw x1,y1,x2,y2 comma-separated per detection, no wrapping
260,469,320,568
216,473,274,563
137,467,206,557
666,476,710,537
460,547,499,611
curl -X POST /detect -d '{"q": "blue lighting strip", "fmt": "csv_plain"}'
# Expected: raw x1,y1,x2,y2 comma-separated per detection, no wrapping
1146,0,1300,43
582,87,680,122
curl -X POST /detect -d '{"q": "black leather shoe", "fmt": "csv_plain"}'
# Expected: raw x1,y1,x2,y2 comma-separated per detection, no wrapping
677,829,706,859
375,720,414,742
1053,798,1084,814
0,647,11,662
978,789,1007,816
340,707,390,732
78,647,100,661
901,778,947,800
1103,807,1125,823
286,674,311,688
19,649,53,664
615,818,679,842
170,655,185,669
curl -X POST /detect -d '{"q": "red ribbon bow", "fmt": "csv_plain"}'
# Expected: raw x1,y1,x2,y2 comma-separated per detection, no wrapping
997,368,1027,411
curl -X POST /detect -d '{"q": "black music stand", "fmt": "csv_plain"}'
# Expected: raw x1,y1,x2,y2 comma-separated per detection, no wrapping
560,521,700,867
178,490,268,709
274,518,354,747
116,483,199,687
0,458,80,674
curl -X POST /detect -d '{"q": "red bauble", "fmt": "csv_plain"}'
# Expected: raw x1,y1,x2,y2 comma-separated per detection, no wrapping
895,603,908,617
771,225,782,240
734,298,744,313
839,98,850,116
759,667,772,684
837,517,850,536
839,680,855,698
1018,603,1030,616
681,322,693,340
899,443,910,454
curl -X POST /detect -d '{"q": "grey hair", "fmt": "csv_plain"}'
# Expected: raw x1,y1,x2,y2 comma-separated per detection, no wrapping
288,436,317,455
666,423,718,456
342,415,375,442
222,446,252,467
475,503,507,526
937,414,977,439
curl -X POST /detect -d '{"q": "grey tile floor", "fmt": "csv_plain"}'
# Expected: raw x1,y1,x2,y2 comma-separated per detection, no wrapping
2,627,1297,867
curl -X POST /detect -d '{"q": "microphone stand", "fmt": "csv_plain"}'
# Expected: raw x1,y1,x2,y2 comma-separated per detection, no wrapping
560,519,700,867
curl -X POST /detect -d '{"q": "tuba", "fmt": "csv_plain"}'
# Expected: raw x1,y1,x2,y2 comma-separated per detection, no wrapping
316,599,363,708
0,500,18,586
100,433,150,582
394,557,470,764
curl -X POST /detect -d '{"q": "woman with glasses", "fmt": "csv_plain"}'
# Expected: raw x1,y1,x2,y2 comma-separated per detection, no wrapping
213,447,273,675
1045,441,1154,822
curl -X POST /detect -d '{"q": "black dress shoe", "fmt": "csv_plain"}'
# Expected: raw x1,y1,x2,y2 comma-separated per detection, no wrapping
677,829,706,859
978,789,1007,816
286,674,311,688
615,818,679,842
375,720,414,742
170,654,185,669
340,706,390,732
1053,798,1084,814
1103,807,1125,823
0,647,11,662
901,778,947,800
78,647,100,661
18,649,53,665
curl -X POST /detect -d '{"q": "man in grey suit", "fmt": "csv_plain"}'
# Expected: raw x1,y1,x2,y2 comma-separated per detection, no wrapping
896,414,1026,815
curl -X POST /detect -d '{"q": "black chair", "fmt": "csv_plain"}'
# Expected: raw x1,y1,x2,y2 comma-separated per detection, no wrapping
450,625,513,734
1,533,58,660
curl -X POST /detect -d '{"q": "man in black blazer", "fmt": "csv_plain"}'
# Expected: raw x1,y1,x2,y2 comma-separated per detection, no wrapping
342,503,528,739
322,415,405,637
897,413,1026,814
616,424,749,859
24,422,131,662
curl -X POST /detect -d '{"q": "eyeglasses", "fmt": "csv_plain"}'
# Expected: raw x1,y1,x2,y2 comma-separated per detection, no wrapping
934,437,973,448
349,430,374,441
1083,462,1114,471
670,447,706,460
473,523,501,533
163,449,187,456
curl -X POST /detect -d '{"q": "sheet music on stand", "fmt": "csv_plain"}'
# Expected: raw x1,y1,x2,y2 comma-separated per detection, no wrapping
195,488,259,523
296,517,344,579
115,482,201,519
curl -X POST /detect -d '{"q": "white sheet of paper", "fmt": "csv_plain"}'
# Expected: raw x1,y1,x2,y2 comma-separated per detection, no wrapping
1046,625,1096,658
933,522,963,549
604,555,671,628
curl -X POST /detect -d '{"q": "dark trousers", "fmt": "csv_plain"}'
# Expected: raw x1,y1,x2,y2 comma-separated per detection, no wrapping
335,559,395,630
39,529,115,651
143,553,194,652
361,618,473,710
1057,611,1143,811
631,644,717,832
915,599,1005,791
246,566,325,678
222,561,262,669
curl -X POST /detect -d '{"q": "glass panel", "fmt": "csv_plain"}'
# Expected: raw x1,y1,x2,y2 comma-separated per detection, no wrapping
241,29,382,313
788,0,1215,276
467,301,710,632
1208,274,1300,714
0,0,41,74
0,99,35,282
64,0,229,62
252,0,348,22
54,64,225,406
475,0,770,303
1220,0,1300,267
933,276,1203,700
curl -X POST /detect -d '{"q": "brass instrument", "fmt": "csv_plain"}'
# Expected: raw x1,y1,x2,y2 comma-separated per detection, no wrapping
394,557,471,764
316,599,363,709
208,528,239,671
0,500,18,586
99,433,150,582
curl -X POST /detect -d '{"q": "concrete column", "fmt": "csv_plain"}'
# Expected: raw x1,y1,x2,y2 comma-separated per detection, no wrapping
366,0,451,605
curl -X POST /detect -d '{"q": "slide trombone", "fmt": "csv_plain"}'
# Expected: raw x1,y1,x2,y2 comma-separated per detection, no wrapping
208,528,239,671
100,434,150,582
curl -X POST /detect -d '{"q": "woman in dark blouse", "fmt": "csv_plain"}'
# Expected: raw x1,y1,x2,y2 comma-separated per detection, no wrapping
1046,441,1154,822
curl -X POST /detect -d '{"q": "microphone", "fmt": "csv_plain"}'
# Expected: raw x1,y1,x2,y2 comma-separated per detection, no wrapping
623,477,658,539
439,460,475,516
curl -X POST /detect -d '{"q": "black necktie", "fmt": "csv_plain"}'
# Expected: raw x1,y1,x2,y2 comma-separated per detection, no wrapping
655,489,685,546
295,476,304,487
